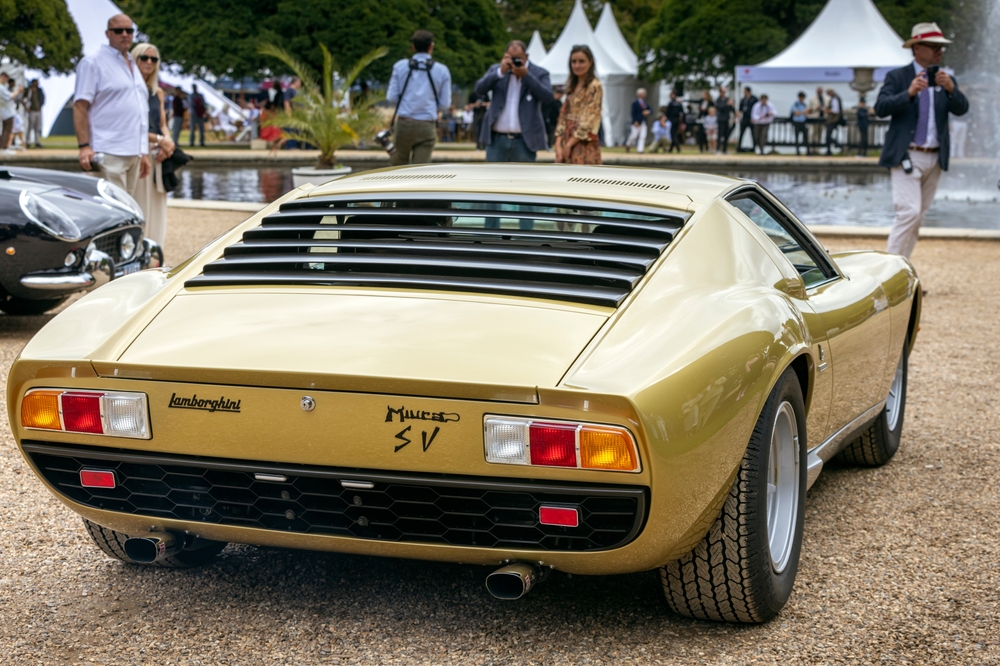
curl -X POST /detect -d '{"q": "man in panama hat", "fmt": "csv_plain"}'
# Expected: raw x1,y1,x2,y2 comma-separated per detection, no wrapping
875,22,969,259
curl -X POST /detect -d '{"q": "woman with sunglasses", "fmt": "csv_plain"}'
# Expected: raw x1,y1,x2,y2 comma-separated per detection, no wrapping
554,45,602,165
130,43,175,247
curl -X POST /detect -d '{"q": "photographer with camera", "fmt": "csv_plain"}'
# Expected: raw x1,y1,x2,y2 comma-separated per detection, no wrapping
474,40,553,163
383,30,452,166
876,22,969,259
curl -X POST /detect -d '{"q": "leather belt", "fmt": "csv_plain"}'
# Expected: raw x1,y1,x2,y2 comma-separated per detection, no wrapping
909,145,940,152
398,116,435,123
493,131,522,139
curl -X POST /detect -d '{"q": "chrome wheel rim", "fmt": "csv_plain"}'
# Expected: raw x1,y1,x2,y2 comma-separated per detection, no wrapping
767,401,800,575
885,353,904,432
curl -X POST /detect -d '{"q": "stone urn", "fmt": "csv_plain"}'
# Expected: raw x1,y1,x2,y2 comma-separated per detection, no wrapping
291,166,353,188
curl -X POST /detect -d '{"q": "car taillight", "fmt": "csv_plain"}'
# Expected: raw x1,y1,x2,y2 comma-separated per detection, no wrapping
21,389,150,439
79,469,116,488
484,415,640,472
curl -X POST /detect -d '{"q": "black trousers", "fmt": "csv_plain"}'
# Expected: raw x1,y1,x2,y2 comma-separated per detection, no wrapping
668,121,682,152
738,121,754,151
718,120,732,153
825,123,840,154
793,122,808,154
857,125,869,156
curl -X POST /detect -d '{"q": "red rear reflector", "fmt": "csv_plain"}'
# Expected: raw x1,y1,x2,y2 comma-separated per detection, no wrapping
80,470,116,489
529,422,577,467
62,393,103,434
539,506,579,527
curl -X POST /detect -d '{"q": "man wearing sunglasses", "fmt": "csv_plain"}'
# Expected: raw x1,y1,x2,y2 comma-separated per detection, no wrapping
73,14,150,196
876,22,969,260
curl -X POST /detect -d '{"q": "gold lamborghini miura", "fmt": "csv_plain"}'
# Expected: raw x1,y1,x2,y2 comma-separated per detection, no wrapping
7,164,919,624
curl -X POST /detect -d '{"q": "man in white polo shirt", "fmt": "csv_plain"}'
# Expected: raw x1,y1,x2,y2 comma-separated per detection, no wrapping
73,14,150,195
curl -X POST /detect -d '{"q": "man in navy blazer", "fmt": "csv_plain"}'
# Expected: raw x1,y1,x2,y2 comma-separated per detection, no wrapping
876,22,969,259
475,40,553,163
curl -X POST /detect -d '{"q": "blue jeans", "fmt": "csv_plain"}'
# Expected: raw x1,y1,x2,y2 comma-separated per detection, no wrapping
171,116,183,144
486,132,537,163
190,116,205,146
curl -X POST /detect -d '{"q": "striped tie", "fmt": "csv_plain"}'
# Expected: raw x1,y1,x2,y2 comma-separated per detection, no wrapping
913,88,930,146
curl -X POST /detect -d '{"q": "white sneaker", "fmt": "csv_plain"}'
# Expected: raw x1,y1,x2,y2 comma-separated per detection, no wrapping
0,149,17,155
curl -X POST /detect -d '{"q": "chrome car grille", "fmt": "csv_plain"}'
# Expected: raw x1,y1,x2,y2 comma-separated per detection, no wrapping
25,443,647,552
185,194,686,308
92,227,142,265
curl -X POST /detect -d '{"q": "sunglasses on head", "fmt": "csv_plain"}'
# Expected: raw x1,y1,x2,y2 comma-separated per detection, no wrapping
109,27,135,35
138,55,159,63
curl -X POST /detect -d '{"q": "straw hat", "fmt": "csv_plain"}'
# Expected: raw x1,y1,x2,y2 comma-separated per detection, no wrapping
903,22,952,48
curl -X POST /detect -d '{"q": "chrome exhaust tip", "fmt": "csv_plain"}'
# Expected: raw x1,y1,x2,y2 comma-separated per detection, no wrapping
486,563,546,600
123,533,180,563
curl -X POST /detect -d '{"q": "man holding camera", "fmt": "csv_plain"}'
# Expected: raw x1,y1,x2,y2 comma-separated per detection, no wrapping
475,40,553,163
385,30,452,166
876,22,969,259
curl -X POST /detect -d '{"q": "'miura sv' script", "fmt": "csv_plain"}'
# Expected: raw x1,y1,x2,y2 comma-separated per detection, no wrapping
168,393,242,413
385,406,460,424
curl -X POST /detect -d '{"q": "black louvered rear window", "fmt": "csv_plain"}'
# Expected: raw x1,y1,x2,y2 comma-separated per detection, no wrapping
184,194,686,308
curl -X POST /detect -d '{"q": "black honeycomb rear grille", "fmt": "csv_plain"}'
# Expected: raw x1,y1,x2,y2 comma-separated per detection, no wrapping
25,443,647,552
184,193,686,308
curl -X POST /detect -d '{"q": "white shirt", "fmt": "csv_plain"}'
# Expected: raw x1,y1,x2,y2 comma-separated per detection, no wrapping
751,101,776,124
829,96,841,114
0,85,15,121
74,44,149,156
493,71,522,133
911,60,939,149
385,53,452,122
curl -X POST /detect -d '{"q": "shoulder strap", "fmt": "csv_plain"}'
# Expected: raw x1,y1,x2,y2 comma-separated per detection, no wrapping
389,67,416,129
424,61,439,109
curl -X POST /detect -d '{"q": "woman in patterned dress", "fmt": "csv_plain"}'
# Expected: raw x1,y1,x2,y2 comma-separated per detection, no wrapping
554,45,602,165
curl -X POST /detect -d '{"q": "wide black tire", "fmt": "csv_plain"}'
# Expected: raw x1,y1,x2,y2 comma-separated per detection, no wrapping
83,519,227,568
660,369,807,623
839,345,908,467
0,296,69,315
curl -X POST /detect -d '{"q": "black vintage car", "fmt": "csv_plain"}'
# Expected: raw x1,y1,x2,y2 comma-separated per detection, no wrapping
0,166,162,315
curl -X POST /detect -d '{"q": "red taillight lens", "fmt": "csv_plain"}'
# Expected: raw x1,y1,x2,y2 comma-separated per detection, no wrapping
529,422,577,467
61,393,103,434
80,469,116,489
539,506,579,527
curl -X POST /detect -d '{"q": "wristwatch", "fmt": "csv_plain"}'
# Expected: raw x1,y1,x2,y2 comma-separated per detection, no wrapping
78,142,89,149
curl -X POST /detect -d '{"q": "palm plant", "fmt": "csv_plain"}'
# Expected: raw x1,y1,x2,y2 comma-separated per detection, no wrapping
258,43,389,167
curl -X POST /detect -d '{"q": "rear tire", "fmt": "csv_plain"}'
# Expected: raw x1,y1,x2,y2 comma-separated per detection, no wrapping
839,345,907,467
660,368,807,623
0,296,68,315
83,519,227,568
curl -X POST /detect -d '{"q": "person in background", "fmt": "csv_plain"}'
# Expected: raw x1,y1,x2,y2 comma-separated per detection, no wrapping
131,42,175,247
283,77,301,113
73,14,150,195
170,87,185,143
715,86,735,153
737,86,758,152
791,91,809,155
542,86,563,149
0,73,23,153
647,114,672,153
697,90,714,152
750,93,775,155
386,30,452,166
189,83,207,147
703,106,719,153
460,104,474,142
824,88,843,155
855,95,870,157
807,86,826,149
554,45,602,165
625,88,651,153
468,91,489,150
25,80,44,148
664,91,684,153
10,88,26,149
949,110,968,159
877,21,969,259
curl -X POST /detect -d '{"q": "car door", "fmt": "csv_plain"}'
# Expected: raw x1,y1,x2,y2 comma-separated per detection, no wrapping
726,186,890,443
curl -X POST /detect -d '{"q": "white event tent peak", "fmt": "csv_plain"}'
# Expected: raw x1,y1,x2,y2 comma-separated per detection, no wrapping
536,0,640,146
526,31,548,62
594,3,638,73
28,0,246,137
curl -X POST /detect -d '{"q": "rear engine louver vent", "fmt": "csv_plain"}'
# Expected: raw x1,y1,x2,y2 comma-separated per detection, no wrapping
359,174,457,181
566,177,670,191
184,194,685,308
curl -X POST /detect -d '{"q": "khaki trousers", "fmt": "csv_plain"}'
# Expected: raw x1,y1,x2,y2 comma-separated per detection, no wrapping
390,118,436,166
87,153,142,198
887,150,942,259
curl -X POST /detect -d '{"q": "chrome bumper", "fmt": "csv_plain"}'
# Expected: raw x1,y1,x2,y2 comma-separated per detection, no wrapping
18,239,163,292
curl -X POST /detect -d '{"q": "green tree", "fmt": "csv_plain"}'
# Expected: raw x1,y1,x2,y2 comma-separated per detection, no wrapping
0,0,82,73
135,0,505,86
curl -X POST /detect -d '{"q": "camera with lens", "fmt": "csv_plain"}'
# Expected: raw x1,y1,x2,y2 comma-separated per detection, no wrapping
374,129,396,156
512,57,524,68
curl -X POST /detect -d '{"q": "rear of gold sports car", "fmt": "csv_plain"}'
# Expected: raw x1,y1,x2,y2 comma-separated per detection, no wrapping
9,169,762,579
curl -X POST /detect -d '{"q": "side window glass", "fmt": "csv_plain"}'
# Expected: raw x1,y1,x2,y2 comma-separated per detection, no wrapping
729,195,828,287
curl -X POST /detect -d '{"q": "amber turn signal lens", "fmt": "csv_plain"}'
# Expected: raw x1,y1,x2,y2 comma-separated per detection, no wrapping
21,391,62,430
580,426,638,471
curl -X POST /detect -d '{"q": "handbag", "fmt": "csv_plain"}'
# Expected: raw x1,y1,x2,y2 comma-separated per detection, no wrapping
160,147,192,193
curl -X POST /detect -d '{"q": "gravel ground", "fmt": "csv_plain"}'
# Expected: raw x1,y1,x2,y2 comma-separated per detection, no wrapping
0,213,997,665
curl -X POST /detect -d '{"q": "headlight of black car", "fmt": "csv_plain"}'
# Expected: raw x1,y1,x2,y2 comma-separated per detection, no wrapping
97,179,144,221
18,190,83,241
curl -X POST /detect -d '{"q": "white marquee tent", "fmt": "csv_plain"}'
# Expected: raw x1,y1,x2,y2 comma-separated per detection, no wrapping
526,31,548,62
536,0,642,146
28,0,246,137
735,0,910,119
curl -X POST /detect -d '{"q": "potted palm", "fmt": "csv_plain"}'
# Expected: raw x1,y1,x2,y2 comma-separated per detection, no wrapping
258,43,388,187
